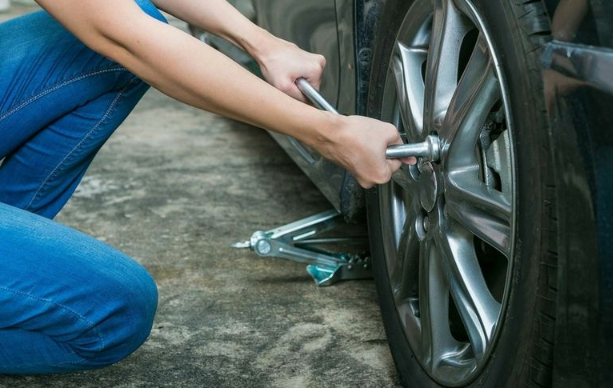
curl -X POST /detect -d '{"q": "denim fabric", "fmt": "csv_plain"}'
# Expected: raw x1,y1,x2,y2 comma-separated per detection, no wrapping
0,0,167,374
0,203,158,374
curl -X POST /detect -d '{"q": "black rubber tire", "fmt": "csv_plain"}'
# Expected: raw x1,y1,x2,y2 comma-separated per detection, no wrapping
366,1,557,387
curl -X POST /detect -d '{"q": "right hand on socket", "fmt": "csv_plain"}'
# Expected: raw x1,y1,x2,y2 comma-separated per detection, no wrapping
316,115,416,189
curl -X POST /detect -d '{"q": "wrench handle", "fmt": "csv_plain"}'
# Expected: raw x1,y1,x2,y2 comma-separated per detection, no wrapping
296,78,422,160
295,78,339,115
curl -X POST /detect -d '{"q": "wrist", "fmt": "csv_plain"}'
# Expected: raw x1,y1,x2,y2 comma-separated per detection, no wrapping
300,111,346,156
240,26,277,64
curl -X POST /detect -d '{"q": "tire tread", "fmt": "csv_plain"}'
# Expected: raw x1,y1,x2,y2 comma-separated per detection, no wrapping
507,1,557,387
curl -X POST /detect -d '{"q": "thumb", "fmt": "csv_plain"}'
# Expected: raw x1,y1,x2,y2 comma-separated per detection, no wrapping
307,76,322,91
401,156,417,165
387,159,402,175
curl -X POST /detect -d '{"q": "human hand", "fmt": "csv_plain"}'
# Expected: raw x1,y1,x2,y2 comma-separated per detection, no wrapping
254,35,326,103
313,115,417,189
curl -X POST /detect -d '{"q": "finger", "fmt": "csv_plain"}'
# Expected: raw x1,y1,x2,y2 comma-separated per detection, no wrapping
359,179,374,189
401,156,417,165
308,75,322,91
309,67,325,91
311,79,321,91
355,175,369,189
388,159,402,174
317,54,327,69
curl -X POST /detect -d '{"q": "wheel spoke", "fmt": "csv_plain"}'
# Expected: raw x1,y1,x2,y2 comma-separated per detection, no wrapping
418,239,457,370
394,211,419,302
392,43,427,141
450,0,478,24
390,208,419,303
445,172,512,255
442,33,500,168
423,0,472,131
435,227,501,360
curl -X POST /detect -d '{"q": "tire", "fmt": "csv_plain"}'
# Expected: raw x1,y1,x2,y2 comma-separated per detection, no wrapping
366,0,556,387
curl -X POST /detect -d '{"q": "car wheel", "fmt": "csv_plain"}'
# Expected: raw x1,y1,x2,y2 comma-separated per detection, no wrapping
366,0,556,387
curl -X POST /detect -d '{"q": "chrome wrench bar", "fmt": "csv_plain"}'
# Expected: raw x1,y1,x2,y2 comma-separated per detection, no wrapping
295,78,339,115
295,78,440,161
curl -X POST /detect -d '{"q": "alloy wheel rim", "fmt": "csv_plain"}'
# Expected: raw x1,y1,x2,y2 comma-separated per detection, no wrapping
378,0,516,385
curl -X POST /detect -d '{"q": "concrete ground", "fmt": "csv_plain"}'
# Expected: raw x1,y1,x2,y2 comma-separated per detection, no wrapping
0,4,401,388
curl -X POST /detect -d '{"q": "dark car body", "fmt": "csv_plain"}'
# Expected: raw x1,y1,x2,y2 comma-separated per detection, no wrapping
212,1,612,386
539,1,613,387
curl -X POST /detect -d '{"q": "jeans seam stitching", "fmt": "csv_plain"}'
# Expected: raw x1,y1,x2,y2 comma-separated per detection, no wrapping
0,285,106,352
24,81,134,212
0,67,127,123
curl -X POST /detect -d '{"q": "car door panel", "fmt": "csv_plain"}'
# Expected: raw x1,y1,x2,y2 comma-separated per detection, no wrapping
251,0,347,209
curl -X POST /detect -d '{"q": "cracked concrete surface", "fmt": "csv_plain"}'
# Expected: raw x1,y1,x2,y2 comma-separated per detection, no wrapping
0,5,402,388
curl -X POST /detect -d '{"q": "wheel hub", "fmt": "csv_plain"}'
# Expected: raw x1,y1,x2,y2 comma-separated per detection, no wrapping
417,159,439,212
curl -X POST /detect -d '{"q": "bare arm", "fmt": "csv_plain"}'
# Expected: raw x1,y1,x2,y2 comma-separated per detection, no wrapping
150,0,259,49
35,0,405,188
150,0,327,101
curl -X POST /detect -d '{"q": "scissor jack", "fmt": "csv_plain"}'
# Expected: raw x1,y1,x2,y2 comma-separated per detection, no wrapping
232,210,372,286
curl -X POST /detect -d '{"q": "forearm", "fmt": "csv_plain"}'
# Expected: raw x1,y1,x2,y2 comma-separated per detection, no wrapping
150,0,271,61
129,22,337,149
36,0,336,149
136,23,336,146
150,0,325,100
35,0,404,188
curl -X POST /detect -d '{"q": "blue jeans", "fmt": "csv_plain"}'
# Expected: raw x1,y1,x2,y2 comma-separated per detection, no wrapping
0,0,166,374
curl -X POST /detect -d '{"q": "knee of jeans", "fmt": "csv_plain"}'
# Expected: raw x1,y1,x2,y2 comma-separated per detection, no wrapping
71,267,158,366
133,0,168,24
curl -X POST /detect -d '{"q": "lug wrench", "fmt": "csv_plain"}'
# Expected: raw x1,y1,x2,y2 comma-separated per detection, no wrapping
295,78,440,162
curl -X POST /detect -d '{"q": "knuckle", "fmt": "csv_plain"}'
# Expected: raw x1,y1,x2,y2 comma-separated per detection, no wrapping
318,54,326,67
360,180,374,189
377,170,392,184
